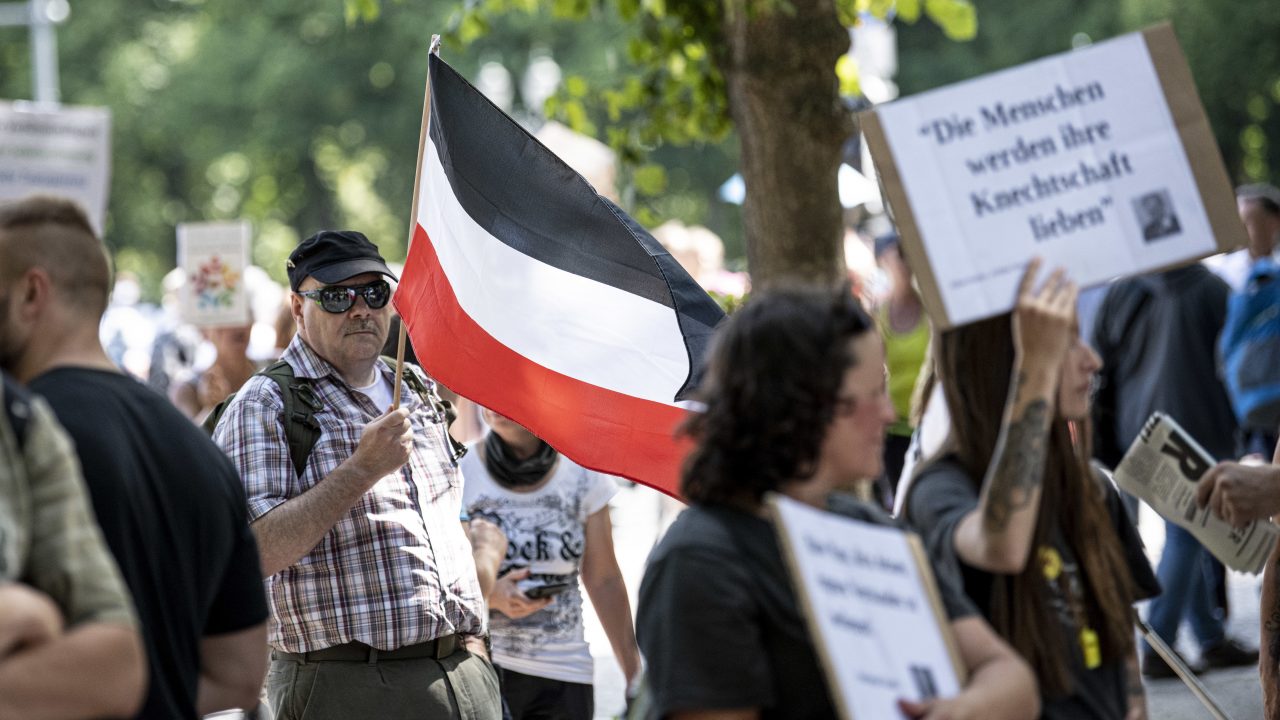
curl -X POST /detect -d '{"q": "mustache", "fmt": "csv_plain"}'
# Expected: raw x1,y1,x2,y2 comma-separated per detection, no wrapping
343,320,382,334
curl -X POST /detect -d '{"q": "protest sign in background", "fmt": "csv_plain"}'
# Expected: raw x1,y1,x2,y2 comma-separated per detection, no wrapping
177,220,251,327
769,494,964,719
0,102,111,234
862,24,1240,328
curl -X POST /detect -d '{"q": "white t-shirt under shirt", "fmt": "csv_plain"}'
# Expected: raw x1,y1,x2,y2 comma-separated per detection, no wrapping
460,446,618,684
353,372,394,412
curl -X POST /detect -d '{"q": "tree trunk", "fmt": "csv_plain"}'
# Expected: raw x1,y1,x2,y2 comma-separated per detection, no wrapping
721,0,852,289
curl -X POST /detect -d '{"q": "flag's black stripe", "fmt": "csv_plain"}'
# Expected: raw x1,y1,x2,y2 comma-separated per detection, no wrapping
429,55,675,307
427,55,725,399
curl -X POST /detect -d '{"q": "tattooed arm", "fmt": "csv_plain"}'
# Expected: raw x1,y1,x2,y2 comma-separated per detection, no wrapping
954,260,1078,575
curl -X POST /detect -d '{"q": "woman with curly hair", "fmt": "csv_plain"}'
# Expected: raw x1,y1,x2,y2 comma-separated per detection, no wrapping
636,286,1039,720
903,261,1160,720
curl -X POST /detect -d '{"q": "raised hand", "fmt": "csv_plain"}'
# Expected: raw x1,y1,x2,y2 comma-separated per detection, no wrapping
1012,258,1078,378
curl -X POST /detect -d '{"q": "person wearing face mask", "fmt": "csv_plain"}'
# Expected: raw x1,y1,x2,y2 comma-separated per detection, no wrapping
903,262,1161,719
460,410,640,720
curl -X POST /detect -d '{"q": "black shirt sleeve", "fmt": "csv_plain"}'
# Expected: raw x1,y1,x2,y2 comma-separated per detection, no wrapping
637,545,775,715
204,472,269,635
903,460,981,578
928,542,980,621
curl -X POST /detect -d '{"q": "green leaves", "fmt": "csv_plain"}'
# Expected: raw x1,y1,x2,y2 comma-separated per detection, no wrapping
344,0,381,25
923,0,976,40
632,163,668,195
836,53,861,97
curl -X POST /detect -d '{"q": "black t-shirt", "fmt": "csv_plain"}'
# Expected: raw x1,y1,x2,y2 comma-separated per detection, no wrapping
904,456,1161,720
31,368,268,720
636,494,975,719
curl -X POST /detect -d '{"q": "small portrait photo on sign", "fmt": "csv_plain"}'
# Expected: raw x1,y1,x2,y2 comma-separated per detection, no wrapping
909,664,939,701
1134,189,1182,242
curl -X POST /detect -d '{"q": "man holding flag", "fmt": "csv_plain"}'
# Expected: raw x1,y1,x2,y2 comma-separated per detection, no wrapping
213,230,500,720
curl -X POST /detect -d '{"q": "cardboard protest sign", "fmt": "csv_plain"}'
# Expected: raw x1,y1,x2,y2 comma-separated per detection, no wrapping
0,102,111,234
177,220,251,327
862,24,1240,328
769,494,965,719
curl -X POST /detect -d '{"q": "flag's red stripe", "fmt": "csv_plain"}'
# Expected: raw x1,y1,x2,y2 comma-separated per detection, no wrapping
395,223,690,499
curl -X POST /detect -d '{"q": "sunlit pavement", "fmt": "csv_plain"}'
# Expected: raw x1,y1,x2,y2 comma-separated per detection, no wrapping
1136,504,1265,719
585,488,1269,719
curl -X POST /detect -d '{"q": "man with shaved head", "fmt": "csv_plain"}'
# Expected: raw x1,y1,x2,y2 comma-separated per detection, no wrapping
0,195,270,719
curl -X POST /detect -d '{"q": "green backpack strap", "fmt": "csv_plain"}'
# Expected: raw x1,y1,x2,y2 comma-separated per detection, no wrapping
381,356,468,463
203,360,322,479
260,360,324,479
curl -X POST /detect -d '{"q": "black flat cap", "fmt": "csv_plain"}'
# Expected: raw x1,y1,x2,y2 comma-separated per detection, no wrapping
286,230,397,291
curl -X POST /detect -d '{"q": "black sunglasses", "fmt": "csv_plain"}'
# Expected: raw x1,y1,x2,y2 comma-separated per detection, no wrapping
299,280,391,313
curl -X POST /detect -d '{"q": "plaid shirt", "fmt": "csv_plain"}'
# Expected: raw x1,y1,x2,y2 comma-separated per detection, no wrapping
213,336,485,652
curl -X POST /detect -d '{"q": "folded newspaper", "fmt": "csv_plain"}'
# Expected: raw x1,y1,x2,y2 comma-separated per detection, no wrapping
1113,412,1279,574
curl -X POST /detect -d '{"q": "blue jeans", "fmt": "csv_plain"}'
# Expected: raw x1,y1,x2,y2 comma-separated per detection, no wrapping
1143,521,1225,653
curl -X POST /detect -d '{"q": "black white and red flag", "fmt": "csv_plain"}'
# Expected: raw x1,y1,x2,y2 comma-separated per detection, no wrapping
393,53,725,498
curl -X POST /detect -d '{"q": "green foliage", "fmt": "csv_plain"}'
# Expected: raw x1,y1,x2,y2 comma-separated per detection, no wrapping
708,289,748,314
1120,0,1280,184
437,0,974,210
0,0,507,298
923,0,976,40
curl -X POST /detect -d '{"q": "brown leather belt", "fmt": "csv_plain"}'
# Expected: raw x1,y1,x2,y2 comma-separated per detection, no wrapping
272,634,463,663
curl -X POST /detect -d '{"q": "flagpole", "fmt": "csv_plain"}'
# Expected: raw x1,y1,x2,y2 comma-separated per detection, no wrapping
392,34,442,409
1135,614,1231,719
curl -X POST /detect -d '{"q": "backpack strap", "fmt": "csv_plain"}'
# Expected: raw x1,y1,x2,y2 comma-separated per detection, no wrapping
381,356,468,463
260,360,324,479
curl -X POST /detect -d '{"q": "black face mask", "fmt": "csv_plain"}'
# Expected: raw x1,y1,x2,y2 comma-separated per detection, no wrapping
483,431,558,488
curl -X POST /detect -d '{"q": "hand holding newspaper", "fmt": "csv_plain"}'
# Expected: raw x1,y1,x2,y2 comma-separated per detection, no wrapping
1113,412,1279,574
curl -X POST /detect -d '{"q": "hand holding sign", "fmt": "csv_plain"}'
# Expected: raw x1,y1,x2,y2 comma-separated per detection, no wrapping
1012,259,1078,373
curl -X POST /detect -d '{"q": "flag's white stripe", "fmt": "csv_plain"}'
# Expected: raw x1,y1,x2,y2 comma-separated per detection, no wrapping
417,139,691,406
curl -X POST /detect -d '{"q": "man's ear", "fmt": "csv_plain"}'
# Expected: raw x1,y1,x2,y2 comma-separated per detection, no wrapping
15,268,52,322
290,293,305,333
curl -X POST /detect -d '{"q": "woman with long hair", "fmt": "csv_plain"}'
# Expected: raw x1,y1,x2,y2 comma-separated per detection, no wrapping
636,286,1039,720
903,261,1160,720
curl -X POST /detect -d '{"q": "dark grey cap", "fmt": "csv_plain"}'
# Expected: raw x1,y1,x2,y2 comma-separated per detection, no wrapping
286,230,397,291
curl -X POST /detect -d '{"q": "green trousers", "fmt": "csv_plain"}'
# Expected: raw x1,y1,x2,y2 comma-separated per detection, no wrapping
266,648,502,720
